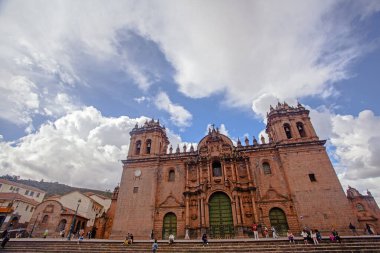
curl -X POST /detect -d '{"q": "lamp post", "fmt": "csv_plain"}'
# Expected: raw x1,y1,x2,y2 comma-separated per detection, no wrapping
29,213,40,238
67,199,81,240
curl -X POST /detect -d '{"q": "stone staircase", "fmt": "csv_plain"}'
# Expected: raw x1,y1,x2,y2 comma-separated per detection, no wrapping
2,236,380,252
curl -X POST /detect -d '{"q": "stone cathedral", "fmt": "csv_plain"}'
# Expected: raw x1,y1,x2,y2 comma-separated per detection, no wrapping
110,103,359,239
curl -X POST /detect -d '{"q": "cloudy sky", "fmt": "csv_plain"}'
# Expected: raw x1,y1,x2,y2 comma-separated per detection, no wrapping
0,1,379,200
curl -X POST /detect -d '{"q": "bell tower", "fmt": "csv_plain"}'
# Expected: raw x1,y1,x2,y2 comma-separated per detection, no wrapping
128,119,169,158
266,102,318,143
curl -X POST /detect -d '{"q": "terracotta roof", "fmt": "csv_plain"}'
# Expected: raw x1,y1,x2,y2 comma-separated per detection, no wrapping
0,192,39,206
46,194,61,200
84,192,109,200
64,191,105,208
0,179,46,193
61,207,89,220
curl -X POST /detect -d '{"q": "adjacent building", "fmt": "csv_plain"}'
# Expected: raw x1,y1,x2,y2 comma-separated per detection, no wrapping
111,102,361,240
347,186,380,234
0,179,45,230
27,191,111,238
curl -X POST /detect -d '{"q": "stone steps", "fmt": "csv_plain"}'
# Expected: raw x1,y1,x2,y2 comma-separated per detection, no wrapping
2,237,380,252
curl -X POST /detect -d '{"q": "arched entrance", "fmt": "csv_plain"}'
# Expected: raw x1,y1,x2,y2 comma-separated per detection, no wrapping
162,212,177,239
208,192,234,238
269,208,288,236
57,219,67,232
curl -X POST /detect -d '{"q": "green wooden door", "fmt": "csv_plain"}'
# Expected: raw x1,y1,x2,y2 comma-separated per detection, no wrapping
162,213,177,239
269,208,289,236
209,193,234,238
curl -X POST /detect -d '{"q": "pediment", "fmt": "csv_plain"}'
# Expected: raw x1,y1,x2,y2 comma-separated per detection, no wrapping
159,194,184,208
261,188,289,201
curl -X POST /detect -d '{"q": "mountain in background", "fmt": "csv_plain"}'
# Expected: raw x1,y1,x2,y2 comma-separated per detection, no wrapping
1,174,113,198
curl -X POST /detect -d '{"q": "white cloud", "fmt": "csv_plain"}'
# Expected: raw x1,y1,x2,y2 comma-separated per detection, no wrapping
0,106,185,190
310,108,380,202
154,91,192,127
134,96,150,104
0,75,39,125
1,1,378,129
130,1,379,110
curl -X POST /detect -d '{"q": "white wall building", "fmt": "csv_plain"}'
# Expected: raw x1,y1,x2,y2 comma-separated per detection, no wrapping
0,179,46,229
57,191,109,228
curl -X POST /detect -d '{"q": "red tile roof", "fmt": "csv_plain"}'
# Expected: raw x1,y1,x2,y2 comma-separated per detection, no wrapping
0,192,40,206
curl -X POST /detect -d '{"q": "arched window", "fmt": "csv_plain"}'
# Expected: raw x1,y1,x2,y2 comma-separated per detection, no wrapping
263,162,271,174
356,203,365,211
146,139,152,154
42,215,49,223
212,161,222,177
283,123,292,139
296,122,306,137
168,170,175,182
135,140,141,155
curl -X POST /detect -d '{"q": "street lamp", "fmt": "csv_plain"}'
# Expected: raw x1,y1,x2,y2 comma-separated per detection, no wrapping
29,213,40,238
67,199,81,240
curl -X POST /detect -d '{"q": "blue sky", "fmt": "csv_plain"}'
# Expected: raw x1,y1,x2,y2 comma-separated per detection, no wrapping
0,1,379,201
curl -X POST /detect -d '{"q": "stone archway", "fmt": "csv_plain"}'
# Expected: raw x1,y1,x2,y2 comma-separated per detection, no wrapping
162,212,177,239
269,207,289,236
57,219,67,232
208,192,234,238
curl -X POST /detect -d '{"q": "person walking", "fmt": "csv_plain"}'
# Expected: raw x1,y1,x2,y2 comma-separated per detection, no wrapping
252,223,259,240
366,223,373,235
332,229,341,243
43,229,48,238
349,223,358,235
287,231,295,243
1,229,10,249
263,226,269,238
315,229,322,242
152,239,158,253
271,226,278,239
301,230,308,245
311,229,319,245
202,233,208,247
168,234,175,245
77,229,84,244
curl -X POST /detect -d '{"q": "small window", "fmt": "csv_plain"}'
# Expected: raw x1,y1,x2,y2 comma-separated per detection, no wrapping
135,140,141,155
212,161,222,177
309,173,316,182
146,139,152,154
133,187,139,193
0,184,2,189
25,190,30,195
168,170,175,182
36,193,40,198
10,186,13,190
42,215,49,223
284,123,292,139
297,122,306,137
30,207,34,212
25,205,29,211
263,162,271,174
30,191,34,196
356,203,365,211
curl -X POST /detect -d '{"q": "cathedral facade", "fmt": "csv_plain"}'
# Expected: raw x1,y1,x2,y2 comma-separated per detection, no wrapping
110,103,357,239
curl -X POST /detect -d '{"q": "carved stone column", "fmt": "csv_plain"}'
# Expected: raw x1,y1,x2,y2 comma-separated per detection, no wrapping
185,195,190,227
